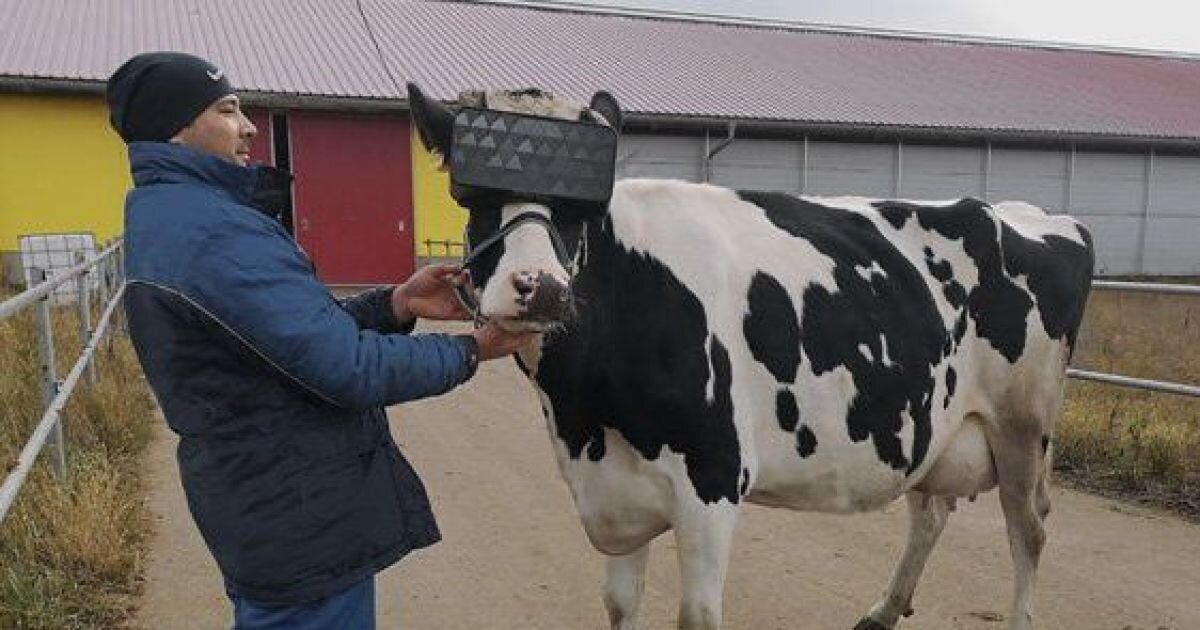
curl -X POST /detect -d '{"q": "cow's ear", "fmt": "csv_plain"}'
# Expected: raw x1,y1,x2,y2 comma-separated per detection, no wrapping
407,82,454,157
589,91,623,132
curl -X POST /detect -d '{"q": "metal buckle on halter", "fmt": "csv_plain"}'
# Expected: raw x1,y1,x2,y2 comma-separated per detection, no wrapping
453,277,486,328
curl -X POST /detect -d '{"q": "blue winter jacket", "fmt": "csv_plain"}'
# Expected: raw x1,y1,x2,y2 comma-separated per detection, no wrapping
122,142,475,604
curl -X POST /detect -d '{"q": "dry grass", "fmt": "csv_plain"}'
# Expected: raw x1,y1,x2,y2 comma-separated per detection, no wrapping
0,292,155,629
1057,289,1200,517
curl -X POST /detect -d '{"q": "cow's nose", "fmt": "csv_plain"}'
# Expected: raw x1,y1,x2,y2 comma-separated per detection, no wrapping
512,271,537,299
517,272,573,322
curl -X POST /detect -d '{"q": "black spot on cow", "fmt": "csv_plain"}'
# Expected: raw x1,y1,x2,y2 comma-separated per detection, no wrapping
533,219,741,504
924,247,968,310
878,199,1033,363
943,281,967,309
740,468,750,496
999,223,1094,352
943,367,957,409
797,425,818,458
742,192,947,473
953,311,968,345
744,272,801,383
924,248,953,283
880,204,913,229
776,389,799,432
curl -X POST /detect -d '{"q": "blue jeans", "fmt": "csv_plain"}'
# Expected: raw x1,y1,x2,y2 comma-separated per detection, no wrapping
229,577,376,629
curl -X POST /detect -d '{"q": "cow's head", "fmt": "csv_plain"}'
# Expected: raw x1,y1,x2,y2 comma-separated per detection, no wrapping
407,83,623,332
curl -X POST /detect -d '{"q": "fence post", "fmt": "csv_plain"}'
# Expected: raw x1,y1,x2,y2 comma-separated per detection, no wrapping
117,243,126,285
106,246,119,352
75,251,97,385
116,243,125,329
31,267,67,478
96,240,110,305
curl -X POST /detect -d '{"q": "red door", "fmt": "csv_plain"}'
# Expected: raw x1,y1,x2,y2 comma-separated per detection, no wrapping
289,114,414,284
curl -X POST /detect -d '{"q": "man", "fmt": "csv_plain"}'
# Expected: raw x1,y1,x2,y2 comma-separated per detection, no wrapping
106,51,532,628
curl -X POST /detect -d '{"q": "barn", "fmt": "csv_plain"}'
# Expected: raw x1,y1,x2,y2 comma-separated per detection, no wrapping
2,0,1200,285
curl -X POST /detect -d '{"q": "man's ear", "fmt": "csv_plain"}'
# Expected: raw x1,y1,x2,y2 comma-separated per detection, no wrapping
407,83,455,157
589,91,623,132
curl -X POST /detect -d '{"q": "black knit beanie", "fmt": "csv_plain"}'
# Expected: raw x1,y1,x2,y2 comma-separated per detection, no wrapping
105,51,234,143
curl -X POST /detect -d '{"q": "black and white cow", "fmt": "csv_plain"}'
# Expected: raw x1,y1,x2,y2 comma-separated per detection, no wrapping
408,84,1095,630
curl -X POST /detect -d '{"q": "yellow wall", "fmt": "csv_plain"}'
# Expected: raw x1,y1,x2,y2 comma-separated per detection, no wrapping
410,131,468,258
0,93,130,252
0,95,469,264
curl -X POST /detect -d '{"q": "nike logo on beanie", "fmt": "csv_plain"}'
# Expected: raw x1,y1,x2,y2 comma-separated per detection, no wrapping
207,69,224,81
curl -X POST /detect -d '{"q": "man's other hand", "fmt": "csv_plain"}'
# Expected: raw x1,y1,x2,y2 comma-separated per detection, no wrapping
393,264,472,323
472,323,537,360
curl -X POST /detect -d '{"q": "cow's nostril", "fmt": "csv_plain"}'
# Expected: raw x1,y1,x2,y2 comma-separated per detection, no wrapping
513,272,536,297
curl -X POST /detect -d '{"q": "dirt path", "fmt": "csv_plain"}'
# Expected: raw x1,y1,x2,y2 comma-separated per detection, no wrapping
134,345,1200,629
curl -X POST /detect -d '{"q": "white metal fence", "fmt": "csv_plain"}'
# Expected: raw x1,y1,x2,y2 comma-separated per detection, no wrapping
1067,280,1200,398
0,239,125,524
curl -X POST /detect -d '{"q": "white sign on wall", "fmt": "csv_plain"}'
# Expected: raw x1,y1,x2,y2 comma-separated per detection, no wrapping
19,233,98,305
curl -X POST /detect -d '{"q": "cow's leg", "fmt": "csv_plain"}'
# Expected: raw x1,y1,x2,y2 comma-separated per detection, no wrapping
1035,442,1053,521
990,429,1049,630
674,506,738,630
604,544,650,630
854,491,952,630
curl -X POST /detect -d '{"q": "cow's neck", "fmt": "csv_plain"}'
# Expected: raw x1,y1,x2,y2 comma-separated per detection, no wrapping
521,214,723,465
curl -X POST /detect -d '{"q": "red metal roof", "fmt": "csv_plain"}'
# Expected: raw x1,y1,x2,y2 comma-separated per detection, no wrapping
0,0,394,97
4,0,1200,140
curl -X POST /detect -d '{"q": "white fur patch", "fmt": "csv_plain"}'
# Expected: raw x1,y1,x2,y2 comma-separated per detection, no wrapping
855,261,888,282
474,89,585,120
479,203,571,321
994,201,1089,244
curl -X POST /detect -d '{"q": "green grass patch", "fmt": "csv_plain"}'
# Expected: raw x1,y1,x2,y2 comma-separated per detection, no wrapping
1,292,156,629
1058,289,1200,517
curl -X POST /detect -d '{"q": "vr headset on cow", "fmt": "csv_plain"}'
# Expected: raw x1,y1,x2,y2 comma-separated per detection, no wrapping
408,82,624,217
407,83,622,322
446,106,619,217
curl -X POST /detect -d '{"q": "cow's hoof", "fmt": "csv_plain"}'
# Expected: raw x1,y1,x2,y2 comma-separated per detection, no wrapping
852,618,892,630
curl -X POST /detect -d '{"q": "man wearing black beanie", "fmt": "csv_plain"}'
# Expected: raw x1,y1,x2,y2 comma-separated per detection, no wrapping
109,51,532,628
107,52,235,145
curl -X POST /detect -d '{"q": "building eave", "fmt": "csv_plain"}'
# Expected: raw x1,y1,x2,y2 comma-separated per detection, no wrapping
4,76,1198,152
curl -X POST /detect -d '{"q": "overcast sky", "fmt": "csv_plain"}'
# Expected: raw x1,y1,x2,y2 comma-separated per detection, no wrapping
575,0,1200,54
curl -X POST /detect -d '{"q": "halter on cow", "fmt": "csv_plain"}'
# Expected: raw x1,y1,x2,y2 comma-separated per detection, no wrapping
407,82,1095,630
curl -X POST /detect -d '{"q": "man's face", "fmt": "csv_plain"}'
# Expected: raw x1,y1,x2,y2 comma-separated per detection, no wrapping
174,95,257,166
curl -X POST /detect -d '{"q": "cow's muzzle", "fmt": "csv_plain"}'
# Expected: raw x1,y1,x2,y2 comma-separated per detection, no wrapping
455,210,578,328
512,270,574,324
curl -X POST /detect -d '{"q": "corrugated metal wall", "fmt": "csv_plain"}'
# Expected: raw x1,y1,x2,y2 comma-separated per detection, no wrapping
615,134,1200,276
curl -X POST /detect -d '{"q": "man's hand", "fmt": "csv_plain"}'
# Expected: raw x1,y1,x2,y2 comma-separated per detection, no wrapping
392,263,472,324
472,322,537,360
